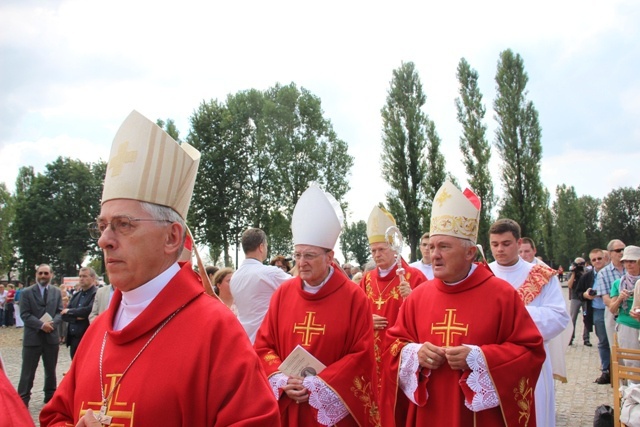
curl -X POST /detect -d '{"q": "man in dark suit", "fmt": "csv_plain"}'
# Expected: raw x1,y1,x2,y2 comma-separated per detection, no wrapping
17,263,63,407
62,267,97,359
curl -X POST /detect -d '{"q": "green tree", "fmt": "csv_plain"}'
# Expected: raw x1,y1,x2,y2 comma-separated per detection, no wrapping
0,183,17,280
187,99,240,267
494,49,546,238
455,57,495,251
156,118,181,142
381,61,430,262
12,158,104,281
600,186,640,245
579,195,604,252
537,189,554,264
341,220,370,268
188,84,353,264
552,185,586,267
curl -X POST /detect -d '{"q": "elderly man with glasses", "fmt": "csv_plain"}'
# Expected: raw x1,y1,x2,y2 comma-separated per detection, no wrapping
254,184,378,427
41,111,279,426
596,239,626,359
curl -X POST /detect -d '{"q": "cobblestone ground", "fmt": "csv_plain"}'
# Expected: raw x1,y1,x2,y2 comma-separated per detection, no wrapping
1,287,613,426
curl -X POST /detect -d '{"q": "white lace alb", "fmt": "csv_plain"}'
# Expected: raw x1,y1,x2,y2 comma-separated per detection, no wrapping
398,343,423,404
463,345,499,411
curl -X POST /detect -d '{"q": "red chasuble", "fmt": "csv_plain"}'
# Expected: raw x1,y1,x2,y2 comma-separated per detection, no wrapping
359,259,426,394
381,263,545,427
254,266,380,426
40,263,280,427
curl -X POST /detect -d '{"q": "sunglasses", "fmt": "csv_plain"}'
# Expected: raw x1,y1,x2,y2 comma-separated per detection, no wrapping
611,248,625,253
590,257,603,262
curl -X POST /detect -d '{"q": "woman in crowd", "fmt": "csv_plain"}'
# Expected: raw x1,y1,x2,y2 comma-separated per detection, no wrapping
213,268,237,316
270,255,291,274
610,246,640,371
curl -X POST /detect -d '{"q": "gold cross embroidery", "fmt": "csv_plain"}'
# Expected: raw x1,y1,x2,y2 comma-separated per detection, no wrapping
293,311,326,346
431,309,468,347
79,374,136,426
434,188,452,207
109,141,138,177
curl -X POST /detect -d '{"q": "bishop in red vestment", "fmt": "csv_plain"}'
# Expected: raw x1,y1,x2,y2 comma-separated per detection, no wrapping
40,111,279,427
254,183,379,427
382,263,545,426
41,263,280,426
381,181,545,427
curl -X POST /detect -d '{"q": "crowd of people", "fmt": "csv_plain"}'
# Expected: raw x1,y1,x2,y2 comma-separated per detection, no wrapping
3,110,638,426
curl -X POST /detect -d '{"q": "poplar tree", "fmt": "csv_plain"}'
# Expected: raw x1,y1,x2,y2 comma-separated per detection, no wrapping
494,49,545,238
552,184,586,266
381,61,429,261
455,58,494,250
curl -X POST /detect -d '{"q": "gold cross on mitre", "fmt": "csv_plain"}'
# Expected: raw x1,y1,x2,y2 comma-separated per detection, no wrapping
108,141,138,177
434,188,452,207
293,311,326,346
431,309,468,347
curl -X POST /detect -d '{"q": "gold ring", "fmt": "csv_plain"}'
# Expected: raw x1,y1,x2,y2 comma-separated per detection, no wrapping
426,357,434,364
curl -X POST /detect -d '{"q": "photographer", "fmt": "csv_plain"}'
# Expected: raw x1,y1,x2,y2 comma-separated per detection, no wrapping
567,257,591,346
579,249,610,384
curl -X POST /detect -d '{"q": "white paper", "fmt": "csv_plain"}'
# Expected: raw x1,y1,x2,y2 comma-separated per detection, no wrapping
278,345,326,377
40,312,53,323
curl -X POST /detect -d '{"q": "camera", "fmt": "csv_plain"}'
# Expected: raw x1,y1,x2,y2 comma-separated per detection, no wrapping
571,261,585,273
588,289,597,296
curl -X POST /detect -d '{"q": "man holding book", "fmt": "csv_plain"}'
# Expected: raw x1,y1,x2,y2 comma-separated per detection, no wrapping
254,183,379,426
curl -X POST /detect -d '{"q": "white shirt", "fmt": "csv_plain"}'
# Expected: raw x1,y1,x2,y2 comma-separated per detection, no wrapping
489,257,569,427
409,260,434,280
230,258,291,343
113,263,180,331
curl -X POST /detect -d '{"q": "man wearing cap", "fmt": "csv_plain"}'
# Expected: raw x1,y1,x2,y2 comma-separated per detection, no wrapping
359,206,426,395
409,232,434,280
488,218,570,427
254,184,379,426
382,182,545,426
41,111,279,426
608,246,640,367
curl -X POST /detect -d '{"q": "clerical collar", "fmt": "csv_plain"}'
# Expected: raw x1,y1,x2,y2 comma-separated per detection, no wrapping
378,265,395,278
444,264,478,286
114,263,180,331
303,266,334,294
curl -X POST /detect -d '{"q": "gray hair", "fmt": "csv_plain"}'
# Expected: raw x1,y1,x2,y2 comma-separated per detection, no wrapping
140,201,187,249
79,267,98,279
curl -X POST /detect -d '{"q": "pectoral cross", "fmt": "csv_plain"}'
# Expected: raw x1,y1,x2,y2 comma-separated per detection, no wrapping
95,403,112,425
374,295,386,309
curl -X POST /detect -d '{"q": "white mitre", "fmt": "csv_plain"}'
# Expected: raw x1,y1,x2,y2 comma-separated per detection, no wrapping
430,181,481,244
366,205,396,244
292,183,343,250
101,110,200,219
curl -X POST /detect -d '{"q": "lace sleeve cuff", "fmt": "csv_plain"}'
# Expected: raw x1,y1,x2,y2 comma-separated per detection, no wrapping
399,343,423,404
269,372,288,400
463,345,499,412
303,375,349,426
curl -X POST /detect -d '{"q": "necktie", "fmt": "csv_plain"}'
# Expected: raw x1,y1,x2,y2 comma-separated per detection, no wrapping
43,287,48,304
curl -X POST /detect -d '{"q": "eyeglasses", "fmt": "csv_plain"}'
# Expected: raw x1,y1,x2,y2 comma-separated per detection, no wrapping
37,272,50,275
88,215,172,239
590,257,603,262
611,248,625,253
293,251,329,261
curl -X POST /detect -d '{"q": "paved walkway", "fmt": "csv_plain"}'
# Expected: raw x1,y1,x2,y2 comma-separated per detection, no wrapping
1,287,613,426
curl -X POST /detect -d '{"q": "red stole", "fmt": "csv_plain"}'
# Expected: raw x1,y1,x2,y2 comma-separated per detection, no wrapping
517,264,557,305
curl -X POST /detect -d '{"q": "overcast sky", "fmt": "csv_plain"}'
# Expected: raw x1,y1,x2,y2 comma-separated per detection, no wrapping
2,0,639,229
